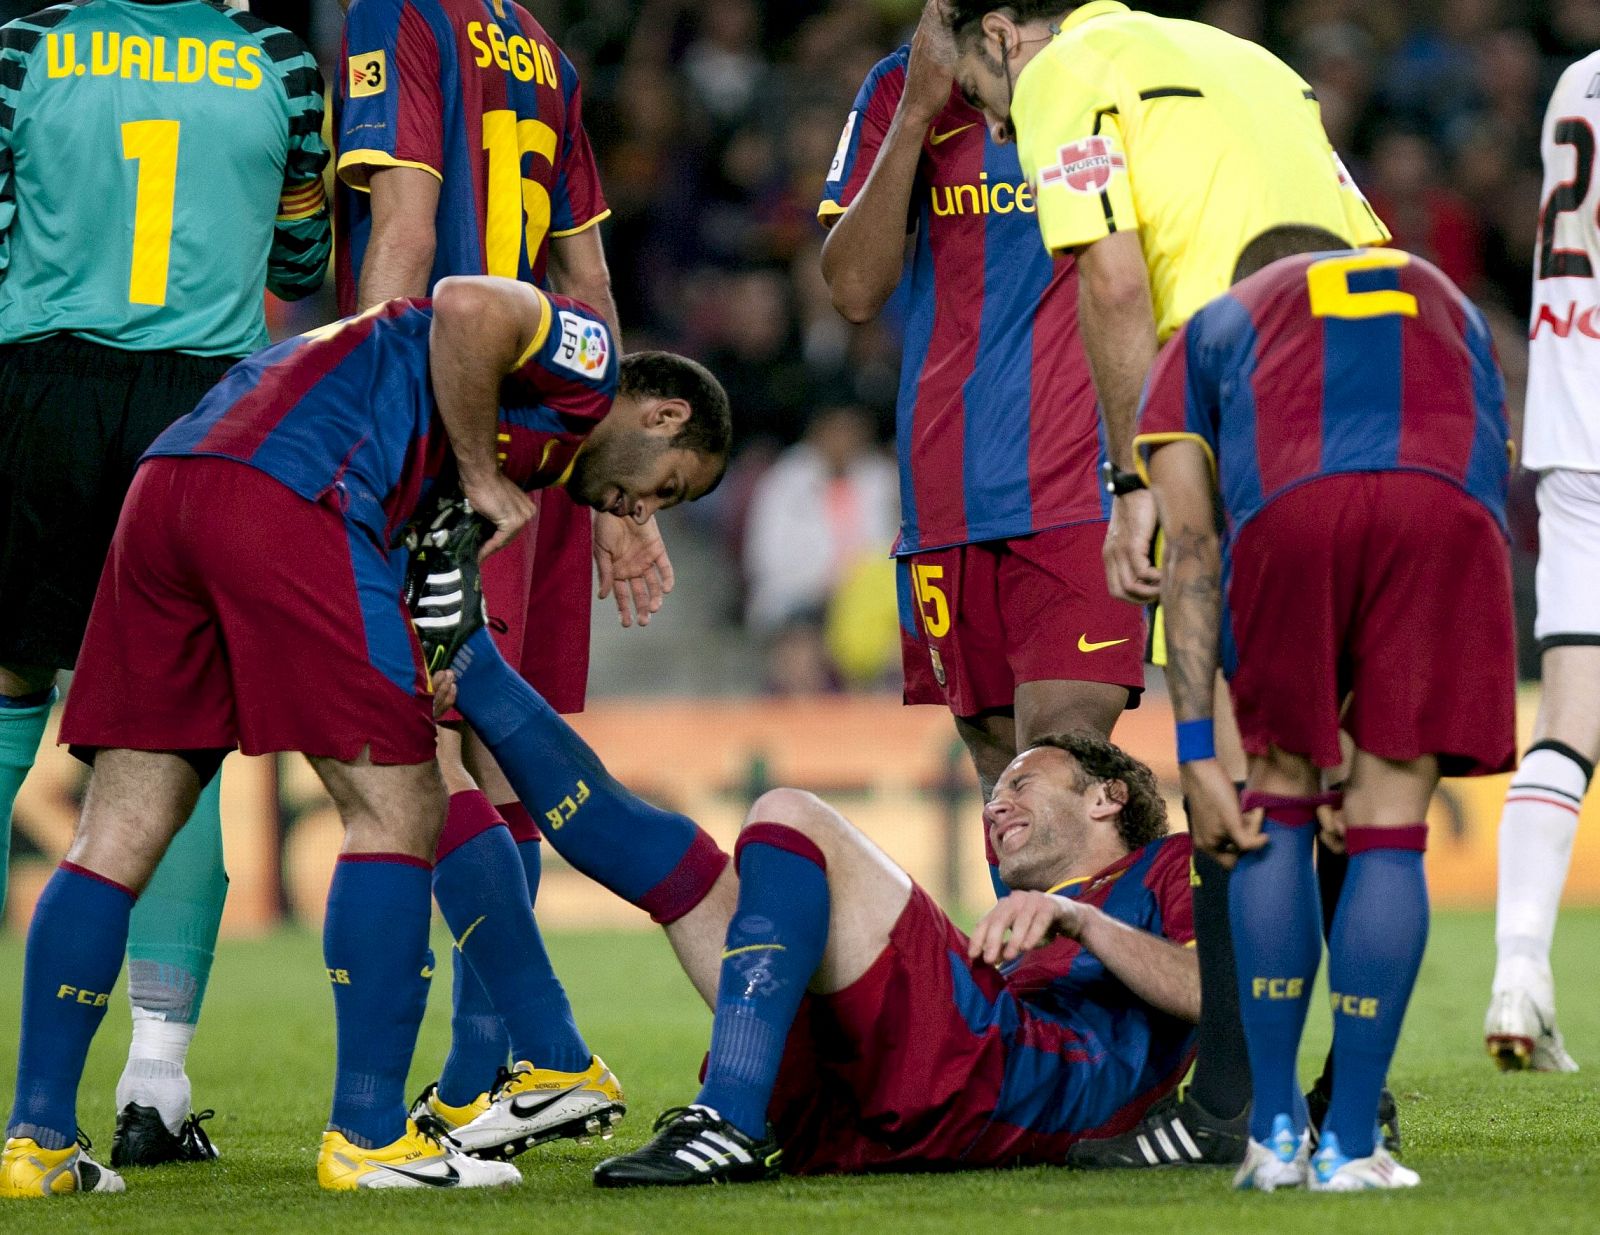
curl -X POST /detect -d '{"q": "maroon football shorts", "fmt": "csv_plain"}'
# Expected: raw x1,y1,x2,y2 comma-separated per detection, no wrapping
898,521,1146,717
60,457,435,764
1226,471,1516,776
767,884,1008,1174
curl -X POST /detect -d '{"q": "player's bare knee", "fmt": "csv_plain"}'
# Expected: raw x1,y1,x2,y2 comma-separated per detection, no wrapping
744,788,849,854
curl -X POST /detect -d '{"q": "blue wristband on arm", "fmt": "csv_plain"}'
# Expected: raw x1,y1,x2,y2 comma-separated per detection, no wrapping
1176,718,1216,764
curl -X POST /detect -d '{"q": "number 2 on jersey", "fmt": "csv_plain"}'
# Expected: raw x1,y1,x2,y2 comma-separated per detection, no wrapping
1538,117,1597,279
483,109,557,279
1306,249,1417,320
122,119,179,307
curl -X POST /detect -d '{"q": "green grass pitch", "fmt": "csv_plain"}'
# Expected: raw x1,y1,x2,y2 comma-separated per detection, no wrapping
1,909,1596,1233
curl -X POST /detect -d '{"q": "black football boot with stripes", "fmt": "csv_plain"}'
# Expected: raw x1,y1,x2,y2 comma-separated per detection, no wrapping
1066,1090,1249,1169
593,1105,780,1188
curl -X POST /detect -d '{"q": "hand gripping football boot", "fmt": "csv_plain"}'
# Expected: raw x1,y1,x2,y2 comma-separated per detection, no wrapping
1309,1130,1420,1191
593,1105,781,1188
317,1119,520,1190
448,1056,625,1160
1232,1113,1310,1192
1,1134,125,1198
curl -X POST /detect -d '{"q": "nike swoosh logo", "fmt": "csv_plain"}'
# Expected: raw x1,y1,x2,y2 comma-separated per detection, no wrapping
419,964,434,979
510,1082,583,1119
929,124,975,146
452,915,487,953
1078,635,1131,653
378,1161,459,1188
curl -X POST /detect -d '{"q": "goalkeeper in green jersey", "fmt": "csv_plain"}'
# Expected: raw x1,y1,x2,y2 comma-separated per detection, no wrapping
0,0,329,1174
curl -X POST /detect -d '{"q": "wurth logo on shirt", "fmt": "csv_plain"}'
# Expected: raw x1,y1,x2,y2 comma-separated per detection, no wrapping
1038,137,1126,195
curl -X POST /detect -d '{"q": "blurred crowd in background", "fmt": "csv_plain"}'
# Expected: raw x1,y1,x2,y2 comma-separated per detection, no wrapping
6,0,1583,690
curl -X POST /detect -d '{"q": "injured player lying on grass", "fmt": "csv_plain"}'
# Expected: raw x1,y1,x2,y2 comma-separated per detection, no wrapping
415,533,1199,1184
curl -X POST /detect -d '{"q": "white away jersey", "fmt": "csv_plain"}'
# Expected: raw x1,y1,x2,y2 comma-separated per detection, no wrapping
1527,50,1600,471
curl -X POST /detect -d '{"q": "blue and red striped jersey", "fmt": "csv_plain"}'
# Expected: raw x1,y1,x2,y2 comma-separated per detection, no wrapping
820,49,1108,555
985,832,1196,1145
334,0,607,311
146,291,617,545
1135,249,1511,536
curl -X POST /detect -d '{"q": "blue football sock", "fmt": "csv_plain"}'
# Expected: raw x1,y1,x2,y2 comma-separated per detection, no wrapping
1229,794,1324,1143
324,853,433,1148
0,687,55,918
451,629,727,922
439,950,508,1106
8,862,134,1149
433,822,590,1076
695,824,831,1139
1323,826,1430,1159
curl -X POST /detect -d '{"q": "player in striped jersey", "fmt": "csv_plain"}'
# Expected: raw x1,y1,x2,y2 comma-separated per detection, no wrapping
0,0,329,1177
821,3,1141,905
1140,234,1513,1191
1,277,732,1196
333,0,668,1151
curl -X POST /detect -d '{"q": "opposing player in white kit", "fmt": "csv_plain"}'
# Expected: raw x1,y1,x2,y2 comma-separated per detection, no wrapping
1484,50,1600,1072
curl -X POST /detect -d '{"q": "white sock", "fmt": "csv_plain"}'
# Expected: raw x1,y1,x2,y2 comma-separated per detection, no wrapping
116,1006,197,1134
1492,743,1589,1003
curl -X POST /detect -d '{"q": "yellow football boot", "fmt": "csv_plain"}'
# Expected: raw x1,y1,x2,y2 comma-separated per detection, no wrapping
1,1136,125,1198
448,1056,625,1159
316,1119,520,1190
408,1082,492,1136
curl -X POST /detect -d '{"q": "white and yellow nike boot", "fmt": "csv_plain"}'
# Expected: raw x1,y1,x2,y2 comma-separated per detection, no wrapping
448,1056,624,1159
317,1119,520,1190
1,1136,125,1198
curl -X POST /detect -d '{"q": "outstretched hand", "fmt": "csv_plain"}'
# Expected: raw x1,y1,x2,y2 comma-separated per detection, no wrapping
594,513,675,628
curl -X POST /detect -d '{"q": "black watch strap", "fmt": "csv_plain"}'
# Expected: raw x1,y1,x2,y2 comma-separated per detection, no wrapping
1101,460,1147,496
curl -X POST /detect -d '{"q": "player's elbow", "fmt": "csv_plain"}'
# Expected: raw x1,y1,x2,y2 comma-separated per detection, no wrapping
830,282,887,325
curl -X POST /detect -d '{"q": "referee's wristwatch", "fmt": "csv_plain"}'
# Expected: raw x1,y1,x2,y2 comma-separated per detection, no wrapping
1101,461,1147,496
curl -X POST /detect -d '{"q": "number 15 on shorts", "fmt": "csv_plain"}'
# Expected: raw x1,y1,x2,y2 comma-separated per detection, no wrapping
912,564,951,638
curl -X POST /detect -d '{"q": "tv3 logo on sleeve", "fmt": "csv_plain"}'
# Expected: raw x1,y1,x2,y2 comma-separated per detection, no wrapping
348,50,386,98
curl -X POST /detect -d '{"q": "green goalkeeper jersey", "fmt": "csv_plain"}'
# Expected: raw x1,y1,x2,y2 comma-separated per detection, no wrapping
0,0,330,356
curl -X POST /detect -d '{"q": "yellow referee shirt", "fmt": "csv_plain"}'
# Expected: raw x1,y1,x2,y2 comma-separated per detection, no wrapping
1011,1,1389,341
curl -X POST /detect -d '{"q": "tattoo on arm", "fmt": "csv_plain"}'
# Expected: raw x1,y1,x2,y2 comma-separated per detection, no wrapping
1162,523,1222,722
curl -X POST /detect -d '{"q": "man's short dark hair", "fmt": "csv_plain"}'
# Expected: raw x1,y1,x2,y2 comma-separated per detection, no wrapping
1231,225,1351,283
945,2,1078,41
1029,730,1169,851
618,351,733,459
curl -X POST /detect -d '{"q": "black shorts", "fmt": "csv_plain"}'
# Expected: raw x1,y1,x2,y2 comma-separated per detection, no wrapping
0,335,236,669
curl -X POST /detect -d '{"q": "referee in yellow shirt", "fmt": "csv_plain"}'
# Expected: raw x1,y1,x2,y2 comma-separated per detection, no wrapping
936,0,1393,1170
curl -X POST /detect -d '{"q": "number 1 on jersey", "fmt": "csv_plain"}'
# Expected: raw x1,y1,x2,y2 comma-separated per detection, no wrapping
122,120,179,307
483,109,557,279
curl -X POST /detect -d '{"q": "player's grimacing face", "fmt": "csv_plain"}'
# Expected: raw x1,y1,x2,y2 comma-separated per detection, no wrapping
985,748,1088,890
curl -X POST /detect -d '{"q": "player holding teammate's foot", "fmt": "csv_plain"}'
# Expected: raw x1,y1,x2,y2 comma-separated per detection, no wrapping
0,0,331,1187
1141,230,1515,1192
820,2,1142,902
334,0,667,1143
938,0,1392,1167
1,276,730,1197
1484,49,1600,1074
